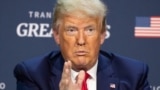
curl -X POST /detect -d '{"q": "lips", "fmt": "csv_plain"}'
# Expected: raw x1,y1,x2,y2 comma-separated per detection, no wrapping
75,51,88,56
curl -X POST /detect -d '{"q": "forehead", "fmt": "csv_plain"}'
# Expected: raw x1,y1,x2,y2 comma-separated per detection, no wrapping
62,14,99,27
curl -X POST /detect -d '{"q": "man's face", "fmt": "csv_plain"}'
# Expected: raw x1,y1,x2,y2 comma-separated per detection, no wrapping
53,15,106,71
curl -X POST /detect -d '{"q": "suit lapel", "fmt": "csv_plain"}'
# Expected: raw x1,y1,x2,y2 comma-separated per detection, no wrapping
48,52,64,90
97,53,119,90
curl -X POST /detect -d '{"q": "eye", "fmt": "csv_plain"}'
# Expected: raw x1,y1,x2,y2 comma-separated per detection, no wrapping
66,27,77,35
88,28,94,32
85,27,95,35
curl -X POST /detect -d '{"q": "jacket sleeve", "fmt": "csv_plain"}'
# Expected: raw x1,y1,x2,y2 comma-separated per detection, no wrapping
14,63,39,90
137,63,151,90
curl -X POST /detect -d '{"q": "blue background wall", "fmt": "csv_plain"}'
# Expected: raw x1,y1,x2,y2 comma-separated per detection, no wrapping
0,0,160,89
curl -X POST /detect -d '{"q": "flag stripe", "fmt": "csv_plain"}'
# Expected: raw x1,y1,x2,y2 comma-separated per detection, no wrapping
135,27,160,30
135,33,160,35
151,18,160,21
151,25,160,27
135,35,160,37
135,34,160,36
151,21,160,24
135,31,160,33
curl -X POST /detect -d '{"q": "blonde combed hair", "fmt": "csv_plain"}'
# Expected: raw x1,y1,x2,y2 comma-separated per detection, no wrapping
52,0,107,32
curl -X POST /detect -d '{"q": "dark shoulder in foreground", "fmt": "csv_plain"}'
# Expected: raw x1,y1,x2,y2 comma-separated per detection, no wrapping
101,50,150,90
13,51,61,81
111,52,149,73
100,50,149,72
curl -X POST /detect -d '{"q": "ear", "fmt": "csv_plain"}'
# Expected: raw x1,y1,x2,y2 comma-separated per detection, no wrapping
53,29,60,45
100,31,106,45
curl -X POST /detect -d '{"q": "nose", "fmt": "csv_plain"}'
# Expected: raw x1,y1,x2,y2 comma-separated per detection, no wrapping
77,31,85,46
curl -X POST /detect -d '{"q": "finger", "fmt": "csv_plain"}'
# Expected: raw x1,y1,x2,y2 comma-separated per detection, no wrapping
60,61,70,88
66,61,72,80
61,62,69,80
76,70,85,87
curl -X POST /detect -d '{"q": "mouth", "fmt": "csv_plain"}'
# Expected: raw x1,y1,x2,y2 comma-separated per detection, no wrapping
75,51,88,56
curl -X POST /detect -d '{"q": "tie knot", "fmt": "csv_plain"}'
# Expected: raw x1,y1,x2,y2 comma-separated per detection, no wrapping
84,72,89,81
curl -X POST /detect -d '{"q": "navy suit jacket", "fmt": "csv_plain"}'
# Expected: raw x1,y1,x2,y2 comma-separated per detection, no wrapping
14,50,150,90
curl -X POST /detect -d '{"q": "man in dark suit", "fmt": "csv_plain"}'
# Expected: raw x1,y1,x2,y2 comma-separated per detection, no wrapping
14,0,150,90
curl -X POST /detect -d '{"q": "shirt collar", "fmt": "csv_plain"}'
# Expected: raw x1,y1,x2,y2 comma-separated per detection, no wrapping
87,60,98,80
71,60,98,81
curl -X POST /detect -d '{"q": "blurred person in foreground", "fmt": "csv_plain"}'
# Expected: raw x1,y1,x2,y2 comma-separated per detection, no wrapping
14,0,150,90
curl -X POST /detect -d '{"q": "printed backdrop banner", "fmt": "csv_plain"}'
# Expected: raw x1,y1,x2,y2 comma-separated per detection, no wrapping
0,0,160,89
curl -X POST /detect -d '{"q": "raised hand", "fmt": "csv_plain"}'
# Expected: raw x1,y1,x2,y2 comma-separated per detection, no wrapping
59,61,85,90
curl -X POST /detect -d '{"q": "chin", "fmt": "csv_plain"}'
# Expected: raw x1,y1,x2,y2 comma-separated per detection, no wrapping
72,63,88,71
75,66,87,71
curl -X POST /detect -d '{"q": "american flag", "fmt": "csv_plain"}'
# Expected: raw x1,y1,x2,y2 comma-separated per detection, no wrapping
110,83,116,89
134,16,160,38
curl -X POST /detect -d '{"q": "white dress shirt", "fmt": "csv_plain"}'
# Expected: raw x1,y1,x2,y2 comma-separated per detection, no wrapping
71,60,98,90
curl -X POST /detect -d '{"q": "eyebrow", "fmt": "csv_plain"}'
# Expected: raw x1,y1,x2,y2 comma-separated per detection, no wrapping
65,25,95,30
65,26,78,30
84,25,95,29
